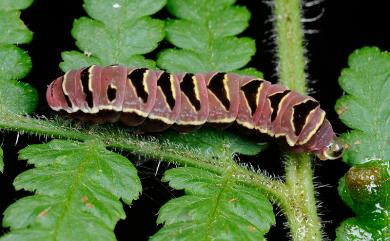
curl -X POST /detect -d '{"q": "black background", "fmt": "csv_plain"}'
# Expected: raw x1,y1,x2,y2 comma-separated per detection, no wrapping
1,0,389,240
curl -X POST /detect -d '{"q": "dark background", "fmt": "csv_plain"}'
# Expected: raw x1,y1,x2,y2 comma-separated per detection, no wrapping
1,0,389,240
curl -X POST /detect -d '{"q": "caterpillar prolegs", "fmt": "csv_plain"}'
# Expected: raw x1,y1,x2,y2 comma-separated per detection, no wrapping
46,65,344,160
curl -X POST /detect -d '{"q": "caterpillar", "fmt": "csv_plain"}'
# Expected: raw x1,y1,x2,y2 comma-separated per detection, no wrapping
46,65,344,160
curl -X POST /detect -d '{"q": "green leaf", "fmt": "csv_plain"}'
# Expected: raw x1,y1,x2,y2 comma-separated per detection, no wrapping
335,47,390,165
0,79,37,114
337,177,354,211
212,37,256,71
336,160,390,240
0,46,37,114
0,11,33,45
151,167,275,240
157,49,207,73
208,6,250,38
61,0,166,71
165,19,209,51
0,147,3,173
336,218,388,241
0,45,31,80
0,0,33,11
234,68,264,78
335,47,390,240
60,51,102,72
166,0,236,21
161,128,266,157
1,140,141,241
158,0,256,73
83,0,166,27
0,6,37,114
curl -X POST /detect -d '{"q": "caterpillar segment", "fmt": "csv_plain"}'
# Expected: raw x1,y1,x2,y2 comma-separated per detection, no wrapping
46,65,344,160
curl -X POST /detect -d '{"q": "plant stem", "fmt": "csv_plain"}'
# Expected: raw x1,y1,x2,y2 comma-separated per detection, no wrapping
235,163,323,241
0,110,218,172
285,153,322,240
274,0,307,93
272,0,322,240
0,110,285,197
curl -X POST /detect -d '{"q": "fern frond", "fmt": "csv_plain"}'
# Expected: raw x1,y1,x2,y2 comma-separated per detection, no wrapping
1,140,141,241
0,0,37,114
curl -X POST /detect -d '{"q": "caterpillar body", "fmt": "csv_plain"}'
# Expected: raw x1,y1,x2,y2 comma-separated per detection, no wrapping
46,65,343,160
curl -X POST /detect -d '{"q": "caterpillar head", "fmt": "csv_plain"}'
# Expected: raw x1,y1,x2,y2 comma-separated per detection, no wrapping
312,120,345,160
319,137,344,160
293,119,345,160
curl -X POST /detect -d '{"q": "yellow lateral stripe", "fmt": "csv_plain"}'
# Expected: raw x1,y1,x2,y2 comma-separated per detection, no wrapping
254,126,267,134
170,74,176,100
143,70,149,94
255,80,264,108
62,71,70,96
175,119,206,126
223,74,230,102
236,119,254,129
122,107,148,117
88,65,96,92
147,113,175,125
274,132,296,146
97,105,122,112
207,117,236,123
192,75,200,101
275,91,292,121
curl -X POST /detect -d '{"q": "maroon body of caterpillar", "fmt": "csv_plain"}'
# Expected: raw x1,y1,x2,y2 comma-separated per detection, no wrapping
46,65,343,160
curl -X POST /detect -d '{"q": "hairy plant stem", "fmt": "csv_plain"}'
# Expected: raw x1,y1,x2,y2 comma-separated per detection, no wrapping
0,110,216,172
0,110,286,197
272,0,322,240
273,0,307,93
284,154,322,240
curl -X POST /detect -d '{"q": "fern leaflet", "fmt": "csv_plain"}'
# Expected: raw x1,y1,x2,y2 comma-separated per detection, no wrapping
151,167,275,240
157,0,259,74
60,0,166,71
